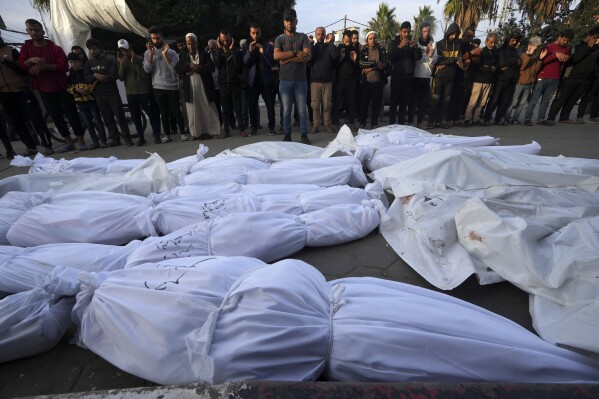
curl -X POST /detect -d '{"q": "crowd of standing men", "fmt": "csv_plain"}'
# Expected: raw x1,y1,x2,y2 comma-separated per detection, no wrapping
0,11,598,159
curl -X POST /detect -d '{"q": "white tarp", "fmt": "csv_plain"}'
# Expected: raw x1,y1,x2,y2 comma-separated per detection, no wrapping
327,277,599,383
0,192,44,245
373,148,599,353
0,288,74,363
74,258,599,385
75,256,265,385
0,241,141,294
7,191,156,247
0,153,178,197
152,185,382,235
219,142,325,161
50,0,147,52
125,201,383,267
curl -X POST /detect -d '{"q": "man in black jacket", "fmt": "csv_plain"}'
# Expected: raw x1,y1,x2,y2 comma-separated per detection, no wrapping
309,27,338,133
547,26,599,124
388,21,422,125
483,31,522,125
359,31,390,128
332,30,360,129
213,29,246,138
428,22,462,129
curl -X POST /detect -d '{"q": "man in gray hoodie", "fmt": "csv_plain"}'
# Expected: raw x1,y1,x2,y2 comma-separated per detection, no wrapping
143,26,188,143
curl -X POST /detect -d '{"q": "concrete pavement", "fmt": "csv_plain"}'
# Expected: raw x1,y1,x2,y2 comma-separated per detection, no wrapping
0,117,598,398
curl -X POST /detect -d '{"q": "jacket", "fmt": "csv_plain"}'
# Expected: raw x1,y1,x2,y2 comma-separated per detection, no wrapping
213,47,242,86
497,38,521,82
566,43,599,81
517,52,544,85
433,23,462,80
309,41,338,83
537,42,570,80
118,55,151,95
84,53,120,95
66,68,95,103
0,46,28,92
472,46,497,84
387,36,422,79
175,50,217,103
19,39,68,92
242,40,275,87
359,44,390,83
336,43,360,80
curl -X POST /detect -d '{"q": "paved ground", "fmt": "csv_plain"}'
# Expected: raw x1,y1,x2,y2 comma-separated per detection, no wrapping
0,111,598,398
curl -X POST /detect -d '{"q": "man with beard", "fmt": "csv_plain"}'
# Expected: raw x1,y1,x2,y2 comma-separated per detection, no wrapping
388,21,421,125
242,23,276,136
332,30,360,129
143,25,188,143
19,18,85,152
428,22,462,129
358,31,389,129
464,33,498,126
412,23,437,129
483,31,522,125
274,8,312,144
85,38,133,147
213,29,246,139
176,33,220,140
309,26,338,134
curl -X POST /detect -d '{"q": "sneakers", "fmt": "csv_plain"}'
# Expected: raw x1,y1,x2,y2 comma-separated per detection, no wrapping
301,135,311,145
108,140,122,147
161,136,172,144
6,151,16,160
559,119,576,124
282,135,292,142
269,128,276,136
512,120,521,125
576,117,584,124
248,128,258,137
544,120,555,126
587,117,599,123
136,138,146,146
180,134,189,141
99,141,108,148
524,120,533,126
536,120,547,125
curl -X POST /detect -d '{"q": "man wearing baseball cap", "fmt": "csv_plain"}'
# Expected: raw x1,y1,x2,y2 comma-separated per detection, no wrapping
274,8,312,144
117,38,161,145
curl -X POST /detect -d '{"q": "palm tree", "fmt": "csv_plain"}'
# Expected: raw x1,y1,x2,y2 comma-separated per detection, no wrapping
439,0,500,29
519,0,573,21
30,0,50,12
413,5,438,39
364,2,401,45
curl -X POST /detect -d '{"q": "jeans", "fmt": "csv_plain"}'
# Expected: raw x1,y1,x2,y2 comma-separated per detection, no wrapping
484,80,516,123
505,83,532,122
524,79,559,122
77,102,105,144
247,83,275,130
279,80,308,136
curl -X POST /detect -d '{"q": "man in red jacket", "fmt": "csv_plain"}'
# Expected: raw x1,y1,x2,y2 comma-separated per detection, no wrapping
19,19,87,152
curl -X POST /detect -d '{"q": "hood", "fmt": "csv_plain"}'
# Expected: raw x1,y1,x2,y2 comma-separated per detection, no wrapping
445,23,460,40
